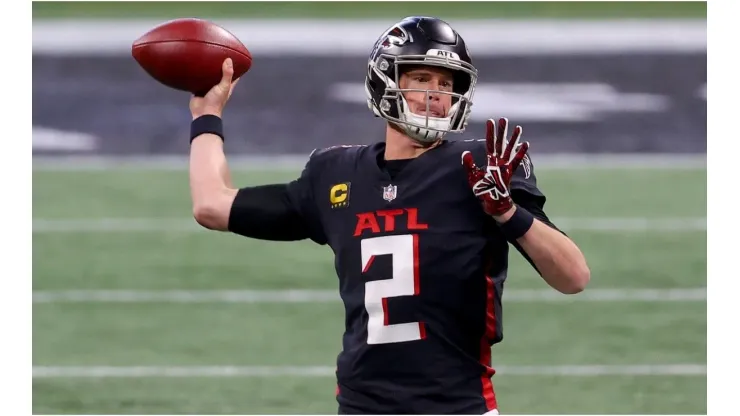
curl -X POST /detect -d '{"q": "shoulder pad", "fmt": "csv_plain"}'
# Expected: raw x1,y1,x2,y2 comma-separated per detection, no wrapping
448,138,487,161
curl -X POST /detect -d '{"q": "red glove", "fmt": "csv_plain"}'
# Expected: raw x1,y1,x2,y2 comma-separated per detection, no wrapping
462,118,530,218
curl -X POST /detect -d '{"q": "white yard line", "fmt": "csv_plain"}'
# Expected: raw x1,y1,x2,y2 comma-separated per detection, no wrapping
32,19,706,56
32,288,706,304
32,154,706,171
31,364,706,378
553,217,706,232
32,218,203,233
31,217,706,233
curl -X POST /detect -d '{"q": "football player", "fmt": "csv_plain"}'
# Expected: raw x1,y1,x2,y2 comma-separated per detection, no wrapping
188,16,590,415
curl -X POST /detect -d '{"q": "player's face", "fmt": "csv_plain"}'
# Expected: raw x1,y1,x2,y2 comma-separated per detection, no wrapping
399,66,454,118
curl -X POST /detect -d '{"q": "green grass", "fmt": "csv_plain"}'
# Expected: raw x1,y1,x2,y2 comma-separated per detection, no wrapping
32,376,706,414
32,230,706,291
32,1,707,20
32,168,707,218
32,166,707,414
34,302,705,366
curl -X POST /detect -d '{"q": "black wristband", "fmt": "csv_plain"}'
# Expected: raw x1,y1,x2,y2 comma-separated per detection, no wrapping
190,115,224,143
498,205,535,242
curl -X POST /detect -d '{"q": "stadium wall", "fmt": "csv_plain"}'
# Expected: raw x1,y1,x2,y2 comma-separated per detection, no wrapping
32,19,707,157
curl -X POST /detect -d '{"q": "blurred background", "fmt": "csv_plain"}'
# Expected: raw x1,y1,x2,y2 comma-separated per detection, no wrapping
32,1,707,414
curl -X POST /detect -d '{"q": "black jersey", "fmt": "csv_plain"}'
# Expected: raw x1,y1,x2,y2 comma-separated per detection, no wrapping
230,139,551,414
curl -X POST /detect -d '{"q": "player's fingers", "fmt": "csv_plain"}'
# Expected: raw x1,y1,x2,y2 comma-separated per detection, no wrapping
461,151,477,171
485,119,495,156
495,118,508,158
228,77,240,95
503,125,523,161
220,58,234,86
510,141,530,171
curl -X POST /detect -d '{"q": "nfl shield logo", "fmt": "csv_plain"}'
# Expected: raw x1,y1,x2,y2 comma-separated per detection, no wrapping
382,184,397,202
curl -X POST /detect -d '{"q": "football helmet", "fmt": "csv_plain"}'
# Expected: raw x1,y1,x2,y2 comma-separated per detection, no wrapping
365,16,478,143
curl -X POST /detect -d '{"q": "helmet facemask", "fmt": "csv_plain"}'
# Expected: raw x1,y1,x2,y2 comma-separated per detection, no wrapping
367,52,478,144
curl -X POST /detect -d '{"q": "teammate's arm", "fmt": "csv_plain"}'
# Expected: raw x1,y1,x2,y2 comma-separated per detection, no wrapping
188,58,318,242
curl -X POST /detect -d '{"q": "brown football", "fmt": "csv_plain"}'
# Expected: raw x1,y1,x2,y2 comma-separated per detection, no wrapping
132,18,252,96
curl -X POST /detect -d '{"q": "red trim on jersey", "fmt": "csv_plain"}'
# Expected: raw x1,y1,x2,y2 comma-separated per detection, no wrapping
335,363,340,396
362,255,376,273
479,274,498,411
382,297,389,325
483,275,497,340
413,234,421,294
413,234,427,339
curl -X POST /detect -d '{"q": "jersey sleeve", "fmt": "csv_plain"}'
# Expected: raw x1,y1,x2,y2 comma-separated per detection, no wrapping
284,155,328,245
510,152,545,204
227,154,328,245
510,152,564,233
507,152,569,274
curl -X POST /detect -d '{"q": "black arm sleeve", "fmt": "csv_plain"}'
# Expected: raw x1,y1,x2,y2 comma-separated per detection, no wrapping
227,155,328,244
227,184,312,241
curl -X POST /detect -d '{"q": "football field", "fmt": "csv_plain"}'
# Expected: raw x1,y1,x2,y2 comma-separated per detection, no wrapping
32,160,707,414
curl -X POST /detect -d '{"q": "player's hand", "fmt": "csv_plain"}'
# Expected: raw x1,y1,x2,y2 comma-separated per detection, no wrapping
461,117,529,220
189,58,240,120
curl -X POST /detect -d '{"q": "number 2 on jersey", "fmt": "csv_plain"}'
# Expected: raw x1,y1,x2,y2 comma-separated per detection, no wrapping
361,234,426,345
